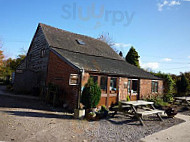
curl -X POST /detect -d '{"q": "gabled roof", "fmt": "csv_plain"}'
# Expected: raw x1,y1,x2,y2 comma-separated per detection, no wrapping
52,47,160,80
40,23,123,61
39,23,160,80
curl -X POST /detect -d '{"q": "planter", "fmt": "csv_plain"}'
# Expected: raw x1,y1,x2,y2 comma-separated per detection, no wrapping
74,109,85,119
165,107,178,118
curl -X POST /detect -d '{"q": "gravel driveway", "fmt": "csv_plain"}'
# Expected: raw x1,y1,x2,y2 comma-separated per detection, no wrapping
0,86,184,142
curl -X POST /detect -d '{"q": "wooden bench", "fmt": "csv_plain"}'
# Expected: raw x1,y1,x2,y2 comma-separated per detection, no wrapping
137,110,163,116
136,110,163,125
110,105,131,117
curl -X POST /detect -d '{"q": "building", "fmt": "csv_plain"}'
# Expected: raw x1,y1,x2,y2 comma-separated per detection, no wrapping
14,23,163,110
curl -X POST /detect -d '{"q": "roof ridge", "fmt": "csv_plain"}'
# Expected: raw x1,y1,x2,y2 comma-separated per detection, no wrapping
51,46,125,62
39,23,112,45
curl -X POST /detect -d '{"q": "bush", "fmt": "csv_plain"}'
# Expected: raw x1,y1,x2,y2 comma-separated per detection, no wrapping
144,95,169,109
163,93,174,102
126,95,130,101
81,78,101,109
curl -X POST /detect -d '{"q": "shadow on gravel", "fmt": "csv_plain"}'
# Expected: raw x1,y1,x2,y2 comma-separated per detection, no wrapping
3,110,73,119
0,95,69,113
107,118,141,126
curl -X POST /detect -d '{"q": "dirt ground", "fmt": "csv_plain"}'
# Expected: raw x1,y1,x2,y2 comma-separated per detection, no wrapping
0,85,185,142
0,86,95,142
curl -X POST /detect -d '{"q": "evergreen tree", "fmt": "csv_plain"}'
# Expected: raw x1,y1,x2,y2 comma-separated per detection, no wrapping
125,46,140,68
81,78,101,109
119,51,123,57
176,73,190,96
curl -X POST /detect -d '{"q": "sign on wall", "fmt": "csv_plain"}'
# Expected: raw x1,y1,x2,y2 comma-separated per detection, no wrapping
69,74,79,85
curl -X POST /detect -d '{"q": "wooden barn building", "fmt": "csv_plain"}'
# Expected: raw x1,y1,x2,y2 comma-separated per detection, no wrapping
14,23,163,110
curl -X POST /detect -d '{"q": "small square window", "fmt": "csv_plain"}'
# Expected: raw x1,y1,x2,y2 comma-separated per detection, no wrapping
69,74,79,85
152,81,158,93
76,39,85,45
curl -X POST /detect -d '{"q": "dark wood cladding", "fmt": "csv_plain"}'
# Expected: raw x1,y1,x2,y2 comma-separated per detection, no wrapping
27,26,49,84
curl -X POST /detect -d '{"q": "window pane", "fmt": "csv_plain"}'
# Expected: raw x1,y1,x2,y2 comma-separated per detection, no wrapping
152,81,158,93
152,81,155,92
100,77,107,92
128,80,131,93
132,80,138,93
110,78,117,92
155,82,158,92
69,74,79,85
90,76,98,83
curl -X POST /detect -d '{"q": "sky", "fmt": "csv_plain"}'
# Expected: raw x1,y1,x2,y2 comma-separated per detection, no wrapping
0,0,190,75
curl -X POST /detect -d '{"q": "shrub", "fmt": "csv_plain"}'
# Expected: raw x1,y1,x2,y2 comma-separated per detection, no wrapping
163,93,174,102
81,78,101,109
143,95,169,109
176,74,190,96
126,95,130,101
100,105,109,112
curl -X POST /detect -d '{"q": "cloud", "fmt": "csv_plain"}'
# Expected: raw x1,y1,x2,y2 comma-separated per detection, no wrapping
158,0,181,11
141,62,160,70
183,0,190,1
114,43,131,48
162,58,172,62
188,56,190,59
169,0,181,6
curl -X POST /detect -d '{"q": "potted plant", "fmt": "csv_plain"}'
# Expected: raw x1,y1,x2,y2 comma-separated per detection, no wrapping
165,106,178,118
81,78,101,120
96,105,109,119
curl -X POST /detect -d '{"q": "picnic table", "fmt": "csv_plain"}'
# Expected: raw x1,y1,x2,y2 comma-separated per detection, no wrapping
120,100,163,125
173,97,190,106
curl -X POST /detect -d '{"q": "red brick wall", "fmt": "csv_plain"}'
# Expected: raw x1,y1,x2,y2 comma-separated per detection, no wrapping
119,78,128,101
46,51,79,110
139,79,164,99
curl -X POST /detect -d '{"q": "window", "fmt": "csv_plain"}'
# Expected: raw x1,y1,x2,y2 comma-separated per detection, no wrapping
128,79,138,94
76,39,85,45
128,80,131,93
69,74,79,85
100,76,107,93
110,78,117,93
132,80,138,93
152,81,158,93
40,48,46,57
90,76,98,83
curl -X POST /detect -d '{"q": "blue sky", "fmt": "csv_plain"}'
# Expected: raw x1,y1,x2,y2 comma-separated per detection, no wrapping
0,0,190,75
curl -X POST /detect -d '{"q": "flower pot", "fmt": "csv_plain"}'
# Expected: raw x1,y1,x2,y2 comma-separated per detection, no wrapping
165,107,177,118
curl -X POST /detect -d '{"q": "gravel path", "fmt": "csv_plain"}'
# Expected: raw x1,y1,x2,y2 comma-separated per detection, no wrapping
0,86,185,142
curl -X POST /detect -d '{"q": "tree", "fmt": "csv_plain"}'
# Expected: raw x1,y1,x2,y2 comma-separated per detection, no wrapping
0,42,5,77
165,74,174,94
97,32,119,53
125,46,140,68
176,73,190,96
119,51,123,57
81,78,101,109
151,72,175,94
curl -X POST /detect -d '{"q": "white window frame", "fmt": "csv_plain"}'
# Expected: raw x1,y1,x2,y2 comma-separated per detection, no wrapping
69,74,79,85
